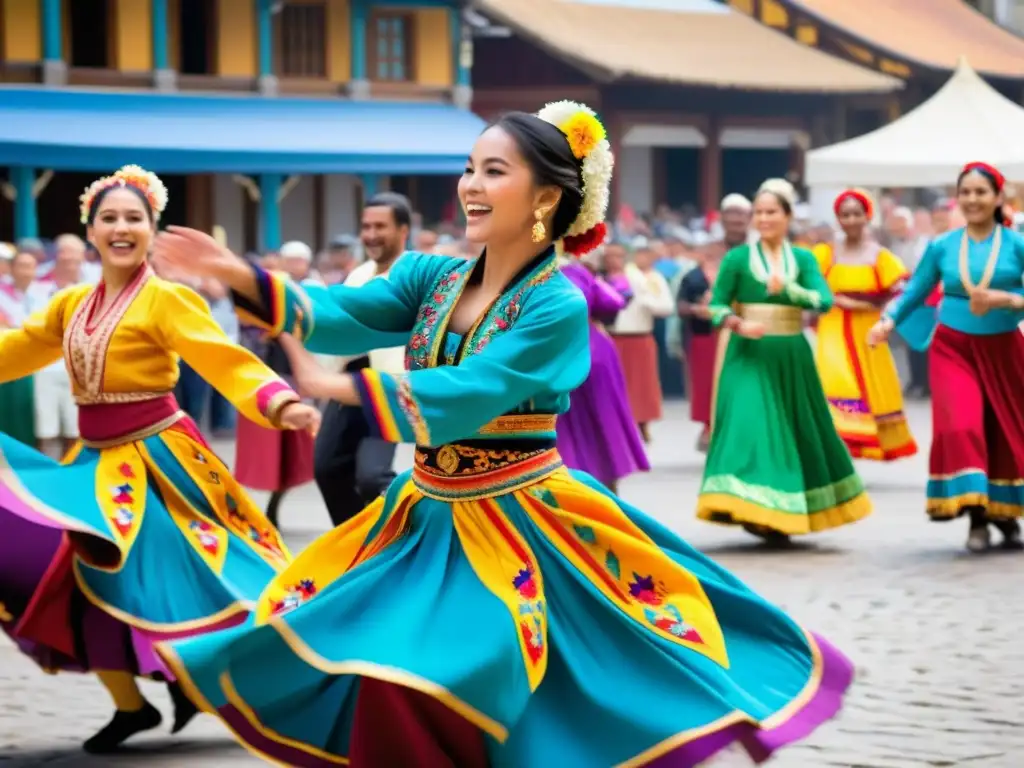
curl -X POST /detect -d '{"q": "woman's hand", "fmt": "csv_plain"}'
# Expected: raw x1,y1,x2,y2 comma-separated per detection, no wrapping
968,288,1017,316
866,316,894,347
278,402,321,438
735,320,765,339
152,226,244,284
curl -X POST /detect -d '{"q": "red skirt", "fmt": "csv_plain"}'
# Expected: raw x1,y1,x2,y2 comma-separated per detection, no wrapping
612,333,662,423
234,415,315,492
687,332,719,426
926,325,1024,519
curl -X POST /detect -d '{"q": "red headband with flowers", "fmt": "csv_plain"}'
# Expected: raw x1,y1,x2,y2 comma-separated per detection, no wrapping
833,188,874,219
960,161,1005,191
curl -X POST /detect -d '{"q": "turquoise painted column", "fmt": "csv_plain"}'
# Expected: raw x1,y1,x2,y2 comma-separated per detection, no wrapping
257,0,277,94
152,0,169,69
450,6,472,108
349,0,370,98
11,167,38,241
259,174,283,252
41,0,66,85
360,174,379,197
152,0,176,89
451,8,470,87
41,0,61,60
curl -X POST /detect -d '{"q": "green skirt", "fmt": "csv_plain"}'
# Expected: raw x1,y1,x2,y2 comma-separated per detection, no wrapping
697,330,871,535
0,377,35,447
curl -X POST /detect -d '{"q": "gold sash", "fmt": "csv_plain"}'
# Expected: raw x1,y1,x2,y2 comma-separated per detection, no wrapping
736,304,803,336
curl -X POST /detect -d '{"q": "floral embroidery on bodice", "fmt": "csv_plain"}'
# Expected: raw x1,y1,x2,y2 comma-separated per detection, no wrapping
405,254,559,373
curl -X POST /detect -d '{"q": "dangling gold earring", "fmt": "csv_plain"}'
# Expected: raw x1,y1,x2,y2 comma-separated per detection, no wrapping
531,209,547,244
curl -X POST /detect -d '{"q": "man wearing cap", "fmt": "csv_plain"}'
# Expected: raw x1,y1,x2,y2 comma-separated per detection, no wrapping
677,194,752,450
314,192,411,526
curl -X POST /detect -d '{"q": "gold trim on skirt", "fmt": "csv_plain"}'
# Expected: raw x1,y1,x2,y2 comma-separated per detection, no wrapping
737,304,803,336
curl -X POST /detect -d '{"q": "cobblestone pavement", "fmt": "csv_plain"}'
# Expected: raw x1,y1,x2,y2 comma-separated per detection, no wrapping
2,400,1022,767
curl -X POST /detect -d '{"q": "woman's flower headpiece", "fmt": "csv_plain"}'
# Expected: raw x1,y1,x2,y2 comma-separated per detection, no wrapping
537,100,614,256
834,188,875,219
79,164,169,225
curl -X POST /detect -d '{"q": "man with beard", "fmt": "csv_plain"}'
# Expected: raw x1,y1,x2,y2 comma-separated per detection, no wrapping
314,192,411,525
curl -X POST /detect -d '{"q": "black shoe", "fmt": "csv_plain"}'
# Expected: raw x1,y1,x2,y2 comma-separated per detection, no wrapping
82,702,162,754
742,523,792,547
993,519,1023,550
168,680,200,734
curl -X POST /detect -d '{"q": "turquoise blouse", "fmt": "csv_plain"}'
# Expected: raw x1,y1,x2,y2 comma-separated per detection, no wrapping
886,226,1024,336
238,249,591,447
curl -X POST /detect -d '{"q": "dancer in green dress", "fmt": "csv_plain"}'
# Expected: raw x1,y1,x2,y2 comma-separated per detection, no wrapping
696,179,872,544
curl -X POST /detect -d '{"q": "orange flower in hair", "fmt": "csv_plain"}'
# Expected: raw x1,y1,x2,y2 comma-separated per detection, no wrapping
560,112,606,160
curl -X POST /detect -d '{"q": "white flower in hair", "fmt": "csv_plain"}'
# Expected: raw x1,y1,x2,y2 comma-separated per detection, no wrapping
536,100,615,255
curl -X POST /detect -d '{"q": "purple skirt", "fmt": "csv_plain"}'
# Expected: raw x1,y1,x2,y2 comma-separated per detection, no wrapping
557,325,650,485
0,511,166,677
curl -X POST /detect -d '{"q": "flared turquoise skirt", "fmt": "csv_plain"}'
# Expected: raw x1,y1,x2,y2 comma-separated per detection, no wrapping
0,420,289,674
698,330,872,535
159,466,853,767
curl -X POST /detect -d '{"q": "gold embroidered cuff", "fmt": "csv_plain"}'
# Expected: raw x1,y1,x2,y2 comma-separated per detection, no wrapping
265,390,301,428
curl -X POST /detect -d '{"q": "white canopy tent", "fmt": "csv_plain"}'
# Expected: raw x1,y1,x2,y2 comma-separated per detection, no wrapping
806,57,1024,188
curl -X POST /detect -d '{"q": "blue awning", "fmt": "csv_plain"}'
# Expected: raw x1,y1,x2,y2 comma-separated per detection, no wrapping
0,87,486,174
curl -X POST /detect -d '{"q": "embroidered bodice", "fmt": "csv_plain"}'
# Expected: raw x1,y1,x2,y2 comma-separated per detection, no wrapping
0,265,293,427
243,249,591,448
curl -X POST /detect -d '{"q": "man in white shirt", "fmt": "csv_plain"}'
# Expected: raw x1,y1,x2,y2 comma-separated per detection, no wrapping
314,193,412,526
32,240,85,457
610,238,675,442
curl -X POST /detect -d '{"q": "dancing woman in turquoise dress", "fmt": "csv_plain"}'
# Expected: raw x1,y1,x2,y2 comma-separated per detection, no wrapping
153,103,854,766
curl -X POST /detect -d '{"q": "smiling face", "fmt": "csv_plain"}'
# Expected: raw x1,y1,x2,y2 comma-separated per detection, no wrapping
837,197,868,239
458,125,560,246
361,204,408,264
86,187,154,272
753,192,790,242
11,251,37,291
957,170,1001,226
